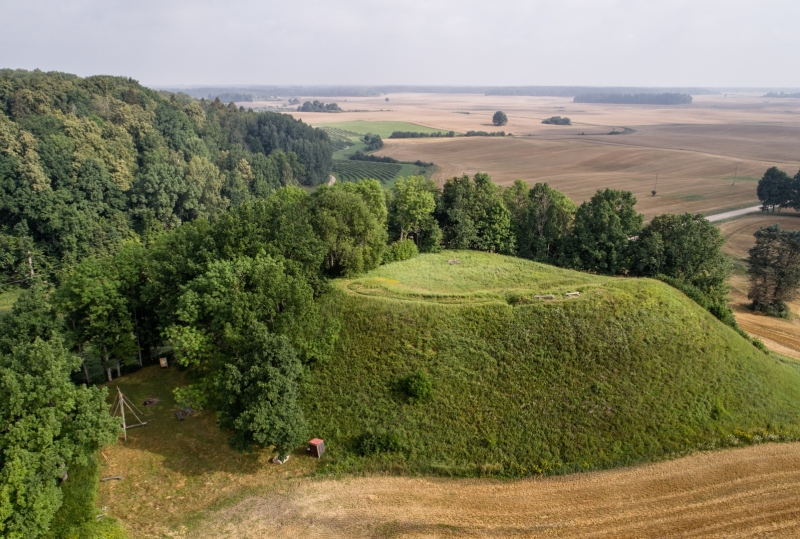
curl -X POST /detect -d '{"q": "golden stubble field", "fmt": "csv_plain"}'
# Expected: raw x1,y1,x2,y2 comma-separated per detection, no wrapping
261,93,800,219
717,213,800,359
182,443,800,539
99,367,800,539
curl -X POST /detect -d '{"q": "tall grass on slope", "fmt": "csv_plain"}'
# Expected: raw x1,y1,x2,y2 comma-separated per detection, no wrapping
304,252,800,477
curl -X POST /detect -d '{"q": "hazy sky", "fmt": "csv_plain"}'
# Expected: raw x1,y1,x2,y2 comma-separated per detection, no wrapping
1,0,798,88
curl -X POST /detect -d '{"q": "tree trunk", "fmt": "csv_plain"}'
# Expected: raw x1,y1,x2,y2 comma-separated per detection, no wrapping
73,319,91,385
116,361,121,378
82,358,90,385
104,345,113,381
133,308,143,367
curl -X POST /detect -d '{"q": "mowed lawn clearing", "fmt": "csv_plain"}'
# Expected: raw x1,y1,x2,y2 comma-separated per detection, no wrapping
97,366,318,539
186,442,800,539
718,213,800,359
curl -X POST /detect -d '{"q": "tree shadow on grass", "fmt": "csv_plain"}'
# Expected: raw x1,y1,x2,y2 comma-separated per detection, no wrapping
104,365,279,477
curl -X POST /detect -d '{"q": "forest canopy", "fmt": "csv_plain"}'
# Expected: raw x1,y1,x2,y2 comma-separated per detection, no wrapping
0,69,334,284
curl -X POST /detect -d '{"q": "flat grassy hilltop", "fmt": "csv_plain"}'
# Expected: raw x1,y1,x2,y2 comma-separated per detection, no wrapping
306,251,800,476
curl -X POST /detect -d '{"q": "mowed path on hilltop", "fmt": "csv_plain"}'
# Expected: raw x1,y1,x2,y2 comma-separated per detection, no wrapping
192,442,800,539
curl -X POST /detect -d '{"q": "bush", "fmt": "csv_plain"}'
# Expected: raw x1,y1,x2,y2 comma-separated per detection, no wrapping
362,133,383,152
357,430,402,455
751,337,769,354
402,369,432,401
383,239,419,264
542,116,571,125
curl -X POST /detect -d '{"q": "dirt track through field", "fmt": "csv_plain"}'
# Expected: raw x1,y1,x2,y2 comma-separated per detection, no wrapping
189,443,800,539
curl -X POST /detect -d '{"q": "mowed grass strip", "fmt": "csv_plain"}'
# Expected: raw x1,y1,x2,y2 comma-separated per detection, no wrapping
306,252,800,477
316,120,453,138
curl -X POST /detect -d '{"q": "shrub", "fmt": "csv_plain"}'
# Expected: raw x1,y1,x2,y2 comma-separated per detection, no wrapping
357,430,402,455
542,116,571,125
383,239,419,264
751,337,769,354
402,369,432,401
362,133,383,152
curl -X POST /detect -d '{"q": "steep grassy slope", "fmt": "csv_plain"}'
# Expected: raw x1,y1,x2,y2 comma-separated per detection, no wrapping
306,251,800,476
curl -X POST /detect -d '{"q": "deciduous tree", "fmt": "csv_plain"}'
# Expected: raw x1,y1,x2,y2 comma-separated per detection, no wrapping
564,189,642,274
747,224,800,316
492,111,508,126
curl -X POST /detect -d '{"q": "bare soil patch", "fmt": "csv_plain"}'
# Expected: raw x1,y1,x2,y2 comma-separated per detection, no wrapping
188,443,800,539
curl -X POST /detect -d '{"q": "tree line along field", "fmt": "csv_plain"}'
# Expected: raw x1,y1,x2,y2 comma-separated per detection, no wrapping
717,213,800,360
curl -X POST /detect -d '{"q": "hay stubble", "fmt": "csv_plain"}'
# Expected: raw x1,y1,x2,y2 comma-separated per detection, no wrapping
191,443,800,539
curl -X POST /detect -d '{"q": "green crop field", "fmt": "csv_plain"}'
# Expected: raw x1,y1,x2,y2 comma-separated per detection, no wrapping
306,251,800,477
316,120,453,138
331,160,434,186
319,126,360,153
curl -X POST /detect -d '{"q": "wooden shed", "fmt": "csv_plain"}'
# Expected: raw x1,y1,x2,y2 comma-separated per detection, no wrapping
308,438,325,458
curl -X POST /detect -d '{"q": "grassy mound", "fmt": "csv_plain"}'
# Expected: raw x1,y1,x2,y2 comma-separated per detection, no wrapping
306,251,800,476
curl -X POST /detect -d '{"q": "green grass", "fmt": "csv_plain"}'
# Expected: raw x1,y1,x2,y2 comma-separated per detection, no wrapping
317,121,453,138
46,457,128,539
305,251,800,477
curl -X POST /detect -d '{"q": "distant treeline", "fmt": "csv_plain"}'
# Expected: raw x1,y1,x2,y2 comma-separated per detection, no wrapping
464,131,507,137
389,131,456,138
765,92,800,98
542,116,571,125
487,86,714,97
297,100,342,112
209,92,254,102
574,93,693,105
166,85,719,99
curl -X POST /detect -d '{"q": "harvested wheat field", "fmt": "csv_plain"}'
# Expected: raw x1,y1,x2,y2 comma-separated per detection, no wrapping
376,136,769,219
277,93,800,219
717,213,800,359
188,442,800,539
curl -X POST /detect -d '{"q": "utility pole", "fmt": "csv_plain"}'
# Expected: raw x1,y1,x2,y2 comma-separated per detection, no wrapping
732,164,738,186
652,173,658,196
